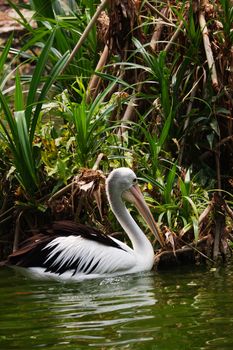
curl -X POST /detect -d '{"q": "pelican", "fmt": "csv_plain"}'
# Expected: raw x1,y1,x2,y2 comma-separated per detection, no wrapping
6,168,164,279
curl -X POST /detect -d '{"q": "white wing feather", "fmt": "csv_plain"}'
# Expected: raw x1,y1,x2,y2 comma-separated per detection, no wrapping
44,235,137,276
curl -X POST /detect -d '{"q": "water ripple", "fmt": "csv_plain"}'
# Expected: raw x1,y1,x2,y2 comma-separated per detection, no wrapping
1,266,233,349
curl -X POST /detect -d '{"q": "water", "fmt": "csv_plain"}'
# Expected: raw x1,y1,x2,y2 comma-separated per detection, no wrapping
0,264,233,350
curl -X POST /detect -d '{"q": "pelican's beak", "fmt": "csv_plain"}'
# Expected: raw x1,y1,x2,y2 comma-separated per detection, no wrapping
123,184,165,247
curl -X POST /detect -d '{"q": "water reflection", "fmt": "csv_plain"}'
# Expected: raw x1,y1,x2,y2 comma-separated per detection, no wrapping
1,265,233,349
0,270,160,349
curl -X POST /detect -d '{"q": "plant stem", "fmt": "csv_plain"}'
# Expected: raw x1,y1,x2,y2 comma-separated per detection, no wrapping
86,44,109,103
61,0,109,73
164,20,184,53
145,1,173,24
199,7,219,90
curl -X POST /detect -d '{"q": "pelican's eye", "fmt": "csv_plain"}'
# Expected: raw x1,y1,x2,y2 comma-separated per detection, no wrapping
132,178,138,184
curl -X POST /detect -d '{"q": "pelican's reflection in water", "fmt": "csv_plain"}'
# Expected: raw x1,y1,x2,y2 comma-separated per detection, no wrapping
42,272,158,347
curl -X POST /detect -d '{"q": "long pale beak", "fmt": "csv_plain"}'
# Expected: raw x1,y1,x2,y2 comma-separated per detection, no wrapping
123,184,165,247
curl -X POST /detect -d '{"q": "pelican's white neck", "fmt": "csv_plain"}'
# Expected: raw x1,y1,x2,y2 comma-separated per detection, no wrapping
106,183,154,257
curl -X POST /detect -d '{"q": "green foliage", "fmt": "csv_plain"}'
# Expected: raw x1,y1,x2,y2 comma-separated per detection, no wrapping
38,121,76,186
0,0,231,248
66,79,121,167
14,0,98,83
218,0,233,45
144,164,208,237
0,29,69,196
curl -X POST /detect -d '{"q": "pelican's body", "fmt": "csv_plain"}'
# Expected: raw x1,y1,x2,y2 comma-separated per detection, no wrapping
7,168,164,280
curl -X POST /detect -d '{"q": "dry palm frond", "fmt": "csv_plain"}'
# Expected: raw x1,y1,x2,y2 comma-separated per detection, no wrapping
48,169,106,225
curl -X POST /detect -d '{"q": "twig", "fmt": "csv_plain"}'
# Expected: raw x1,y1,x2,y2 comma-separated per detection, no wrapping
213,193,225,260
0,216,13,226
13,211,23,252
180,236,215,263
224,203,233,221
198,201,214,225
213,215,222,260
216,135,233,148
61,0,109,73
178,81,199,165
0,206,15,221
199,9,219,90
48,183,73,205
117,94,136,139
150,7,168,52
164,20,184,52
117,76,144,139
86,44,109,103
145,1,173,24
215,146,222,192
92,153,104,170
0,193,8,215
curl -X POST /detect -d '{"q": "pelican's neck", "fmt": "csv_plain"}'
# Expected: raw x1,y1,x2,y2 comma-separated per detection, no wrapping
107,188,154,256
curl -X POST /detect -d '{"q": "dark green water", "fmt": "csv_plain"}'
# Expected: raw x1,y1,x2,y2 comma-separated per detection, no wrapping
0,264,233,350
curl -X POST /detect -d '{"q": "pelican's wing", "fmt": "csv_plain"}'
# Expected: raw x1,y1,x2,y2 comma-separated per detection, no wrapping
43,235,136,276
7,221,136,276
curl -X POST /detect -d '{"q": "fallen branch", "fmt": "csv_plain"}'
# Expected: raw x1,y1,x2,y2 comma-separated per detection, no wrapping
154,235,214,269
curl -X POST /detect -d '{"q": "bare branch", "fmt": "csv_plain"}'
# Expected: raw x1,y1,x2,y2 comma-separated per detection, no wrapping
199,9,219,90
62,0,109,73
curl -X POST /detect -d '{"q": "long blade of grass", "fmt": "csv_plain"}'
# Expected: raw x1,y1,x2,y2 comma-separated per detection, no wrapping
30,50,70,142
0,33,13,78
164,162,177,203
183,195,199,218
0,89,18,141
88,80,119,117
7,0,34,31
15,111,38,186
25,30,55,126
30,0,55,19
14,70,24,112
158,105,173,148
191,216,199,242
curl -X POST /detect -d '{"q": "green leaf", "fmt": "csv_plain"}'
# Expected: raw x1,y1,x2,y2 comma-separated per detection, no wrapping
164,162,177,203
0,33,13,78
25,30,55,127
183,196,199,218
15,111,38,187
191,216,199,242
30,0,55,19
0,89,18,142
30,50,70,143
14,70,24,112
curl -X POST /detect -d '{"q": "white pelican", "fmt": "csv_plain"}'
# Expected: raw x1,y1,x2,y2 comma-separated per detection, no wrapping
7,168,164,279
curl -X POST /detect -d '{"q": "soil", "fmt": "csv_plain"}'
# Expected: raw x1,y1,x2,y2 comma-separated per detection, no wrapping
0,0,34,38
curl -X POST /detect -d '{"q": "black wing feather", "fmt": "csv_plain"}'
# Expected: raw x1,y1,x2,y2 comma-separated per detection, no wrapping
50,221,123,250
5,221,124,274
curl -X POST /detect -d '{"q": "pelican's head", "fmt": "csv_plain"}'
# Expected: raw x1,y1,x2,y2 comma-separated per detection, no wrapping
106,167,165,247
106,167,138,194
